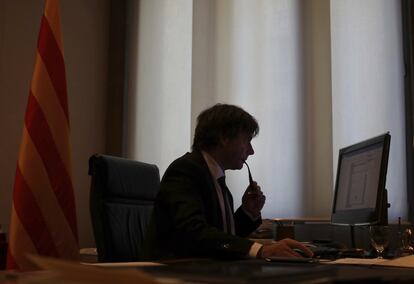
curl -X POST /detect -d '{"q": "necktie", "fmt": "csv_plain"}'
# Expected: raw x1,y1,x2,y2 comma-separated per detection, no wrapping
217,176,235,235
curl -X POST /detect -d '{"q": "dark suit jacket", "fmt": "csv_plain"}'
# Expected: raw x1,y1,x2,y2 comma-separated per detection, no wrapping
141,151,262,260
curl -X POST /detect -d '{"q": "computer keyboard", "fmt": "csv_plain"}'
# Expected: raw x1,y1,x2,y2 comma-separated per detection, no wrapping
309,246,341,259
303,242,365,259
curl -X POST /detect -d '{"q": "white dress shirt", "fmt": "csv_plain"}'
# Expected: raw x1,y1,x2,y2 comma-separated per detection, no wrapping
201,151,262,258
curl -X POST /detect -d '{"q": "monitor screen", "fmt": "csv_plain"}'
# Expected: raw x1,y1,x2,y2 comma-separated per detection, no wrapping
331,133,391,226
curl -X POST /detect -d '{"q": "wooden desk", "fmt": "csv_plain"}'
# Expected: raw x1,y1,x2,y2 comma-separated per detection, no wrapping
4,257,414,284
140,258,414,283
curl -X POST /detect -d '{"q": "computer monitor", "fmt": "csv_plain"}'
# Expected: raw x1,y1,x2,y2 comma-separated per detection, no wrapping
331,133,391,226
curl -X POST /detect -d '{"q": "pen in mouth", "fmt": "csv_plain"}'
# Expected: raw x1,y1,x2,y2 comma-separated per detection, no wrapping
244,161,254,187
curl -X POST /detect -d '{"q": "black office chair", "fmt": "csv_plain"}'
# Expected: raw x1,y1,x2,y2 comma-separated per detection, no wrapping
88,154,160,262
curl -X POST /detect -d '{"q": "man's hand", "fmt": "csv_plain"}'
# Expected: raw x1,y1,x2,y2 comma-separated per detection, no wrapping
241,181,265,217
257,238,314,258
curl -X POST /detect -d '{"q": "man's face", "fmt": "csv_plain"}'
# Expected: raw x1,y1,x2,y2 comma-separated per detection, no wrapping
220,132,254,170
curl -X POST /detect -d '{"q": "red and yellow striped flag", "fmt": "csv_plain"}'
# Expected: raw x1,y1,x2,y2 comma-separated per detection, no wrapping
7,0,79,270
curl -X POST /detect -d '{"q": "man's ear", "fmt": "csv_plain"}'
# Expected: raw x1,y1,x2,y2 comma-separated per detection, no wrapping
218,135,229,147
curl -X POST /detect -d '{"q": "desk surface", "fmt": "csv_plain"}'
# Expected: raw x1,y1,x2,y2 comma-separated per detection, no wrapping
143,259,332,283
140,258,414,284
3,257,414,284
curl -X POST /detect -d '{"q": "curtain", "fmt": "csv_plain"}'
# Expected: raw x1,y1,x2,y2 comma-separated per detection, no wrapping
331,0,407,222
124,0,407,221
402,0,414,223
124,0,193,174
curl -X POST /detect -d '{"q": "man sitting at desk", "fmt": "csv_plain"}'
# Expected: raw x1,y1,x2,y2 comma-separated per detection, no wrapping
141,104,312,260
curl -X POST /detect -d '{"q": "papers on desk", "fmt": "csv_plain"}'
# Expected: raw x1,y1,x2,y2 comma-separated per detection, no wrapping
324,257,388,266
385,255,414,268
324,255,414,269
83,261,164,267
19,254,169,284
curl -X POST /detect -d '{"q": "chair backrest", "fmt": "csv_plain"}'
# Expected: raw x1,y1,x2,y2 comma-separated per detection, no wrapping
88,154,160,262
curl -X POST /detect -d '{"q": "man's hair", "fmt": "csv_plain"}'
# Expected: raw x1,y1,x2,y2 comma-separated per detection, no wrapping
192,104,259,151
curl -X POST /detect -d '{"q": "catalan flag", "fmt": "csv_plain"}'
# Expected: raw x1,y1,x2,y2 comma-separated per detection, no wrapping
7,0,79,270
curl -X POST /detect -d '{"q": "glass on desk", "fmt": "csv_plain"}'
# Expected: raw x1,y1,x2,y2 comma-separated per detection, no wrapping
400,228,414,255
273,221,295,241
369,225,390,259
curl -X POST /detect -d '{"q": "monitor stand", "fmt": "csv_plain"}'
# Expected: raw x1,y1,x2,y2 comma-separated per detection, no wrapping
381,188,390,226
350,225,356,248
349,189,390,249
